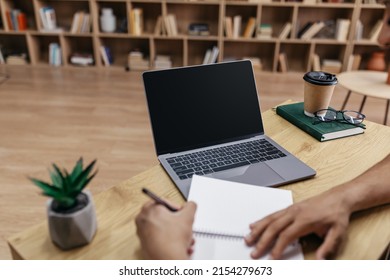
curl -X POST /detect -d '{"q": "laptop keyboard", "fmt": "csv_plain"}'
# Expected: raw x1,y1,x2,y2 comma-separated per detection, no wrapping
166,139,286,180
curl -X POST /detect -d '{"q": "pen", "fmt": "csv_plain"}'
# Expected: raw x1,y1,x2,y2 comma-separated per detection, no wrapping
142,188,178,212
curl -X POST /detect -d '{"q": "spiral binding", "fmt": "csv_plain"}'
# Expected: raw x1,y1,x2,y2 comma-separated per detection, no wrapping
193,230,244,241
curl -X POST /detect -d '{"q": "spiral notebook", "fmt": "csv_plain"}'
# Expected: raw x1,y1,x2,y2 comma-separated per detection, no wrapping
189,175,303,260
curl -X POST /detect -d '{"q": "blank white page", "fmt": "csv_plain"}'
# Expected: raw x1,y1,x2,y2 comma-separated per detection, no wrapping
189,175,303,260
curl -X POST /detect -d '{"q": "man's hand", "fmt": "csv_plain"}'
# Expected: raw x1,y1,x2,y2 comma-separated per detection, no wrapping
136,201,197,259
245,191,352,260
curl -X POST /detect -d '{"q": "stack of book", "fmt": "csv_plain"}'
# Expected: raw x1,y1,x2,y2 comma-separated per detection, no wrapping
5,9,27,31
70,53,94,66
154,55,172,69
70,11,91,33
188,23,209,36
5,53,28,65
202,46,219,64
49,43,62,66
243,56,262,70
39,7,62,32
321,59,342,74
129,8,143,35
256,24,272,39
128,51,149,71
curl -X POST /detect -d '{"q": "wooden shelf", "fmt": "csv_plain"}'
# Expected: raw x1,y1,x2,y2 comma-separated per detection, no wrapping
0,0,386,72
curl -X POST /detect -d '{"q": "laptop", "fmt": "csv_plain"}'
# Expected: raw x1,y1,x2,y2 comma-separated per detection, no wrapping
143,60,316,198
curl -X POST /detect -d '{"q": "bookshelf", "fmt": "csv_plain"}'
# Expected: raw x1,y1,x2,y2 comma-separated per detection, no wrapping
0,0,386,72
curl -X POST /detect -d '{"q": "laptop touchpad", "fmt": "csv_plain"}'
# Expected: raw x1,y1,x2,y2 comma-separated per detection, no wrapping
217,163,284,187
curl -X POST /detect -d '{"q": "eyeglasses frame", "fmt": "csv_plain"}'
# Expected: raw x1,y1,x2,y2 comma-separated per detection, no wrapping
312,108,366,129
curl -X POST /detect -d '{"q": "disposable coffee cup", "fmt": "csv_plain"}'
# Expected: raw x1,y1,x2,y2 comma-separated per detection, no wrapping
303,71,338,117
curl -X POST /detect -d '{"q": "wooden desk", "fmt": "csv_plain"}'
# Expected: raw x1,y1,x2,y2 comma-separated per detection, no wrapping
338,71,390,125
7,105,390,260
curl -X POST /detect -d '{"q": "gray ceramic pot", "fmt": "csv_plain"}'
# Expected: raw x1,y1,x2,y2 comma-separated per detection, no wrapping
47,190,97,250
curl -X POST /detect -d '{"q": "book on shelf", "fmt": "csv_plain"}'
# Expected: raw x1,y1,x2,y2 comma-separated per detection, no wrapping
154,16,166,36
335,19,350,41
5,10,27,31
202,46,219,65
276,102,365,142
242,17,256,38
233,15,242,38
129,8,143,35
354,20,363,41
346,54,361,71
49,43,61,67
300,21,325,40
70,11,91,34
297,22,313,38
164,14,178,36
0,46,4,64
369,20,383,42
278,22,292,39
256,23,272,39
100,46,113,66
311,53,321,71
39,7,60,31
278,52,288,73
224,17,233,38
321,59,342,74
70,53,94,66
314,19,336,40
189,175,303,260
154,55,172,70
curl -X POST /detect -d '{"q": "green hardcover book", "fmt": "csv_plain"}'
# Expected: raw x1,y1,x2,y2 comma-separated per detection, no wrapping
276,102,365,142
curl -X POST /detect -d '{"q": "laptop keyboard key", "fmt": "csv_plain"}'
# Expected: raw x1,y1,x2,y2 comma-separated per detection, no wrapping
176,169,194,175
173,166,187,172
213,161,250,173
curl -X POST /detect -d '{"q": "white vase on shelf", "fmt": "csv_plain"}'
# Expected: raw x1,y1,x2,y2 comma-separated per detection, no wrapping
100,8,116,33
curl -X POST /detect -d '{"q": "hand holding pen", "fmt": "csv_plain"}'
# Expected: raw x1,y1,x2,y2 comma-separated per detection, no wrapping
137,188,197,259
142,188,179,212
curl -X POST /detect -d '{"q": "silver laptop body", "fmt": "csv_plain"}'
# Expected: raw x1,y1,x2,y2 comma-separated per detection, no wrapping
143,60,316,198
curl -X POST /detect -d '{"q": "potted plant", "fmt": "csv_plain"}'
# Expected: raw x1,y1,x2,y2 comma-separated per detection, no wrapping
29,158,98,250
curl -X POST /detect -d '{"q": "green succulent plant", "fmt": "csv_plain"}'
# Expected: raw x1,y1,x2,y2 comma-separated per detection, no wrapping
29,158,98,211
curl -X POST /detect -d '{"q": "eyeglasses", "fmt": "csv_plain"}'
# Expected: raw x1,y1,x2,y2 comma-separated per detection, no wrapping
313,109,366,129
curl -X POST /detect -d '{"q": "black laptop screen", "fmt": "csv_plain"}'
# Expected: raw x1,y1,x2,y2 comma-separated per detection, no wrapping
143,60,264,155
